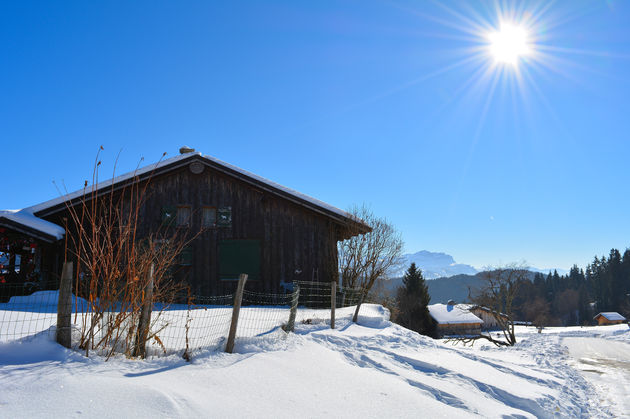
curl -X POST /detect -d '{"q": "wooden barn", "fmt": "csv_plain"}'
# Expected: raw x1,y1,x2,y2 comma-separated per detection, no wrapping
0,149,370,297
593,312,626,326
428,301,483,338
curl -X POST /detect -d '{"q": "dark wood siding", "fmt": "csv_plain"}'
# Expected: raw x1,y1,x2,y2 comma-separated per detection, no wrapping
45,158,341,296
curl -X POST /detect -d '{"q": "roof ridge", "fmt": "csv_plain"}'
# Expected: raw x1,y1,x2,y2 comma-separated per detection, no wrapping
24,152,199,215
17,151,364,228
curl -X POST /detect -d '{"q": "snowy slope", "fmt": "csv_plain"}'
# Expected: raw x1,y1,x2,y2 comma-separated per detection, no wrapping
1,306,627,418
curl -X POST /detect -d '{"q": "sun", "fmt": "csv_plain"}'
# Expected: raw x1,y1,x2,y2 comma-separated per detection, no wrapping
487,23,531,66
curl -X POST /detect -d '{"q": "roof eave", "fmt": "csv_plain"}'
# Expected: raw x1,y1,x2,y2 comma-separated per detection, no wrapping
0,217,61,243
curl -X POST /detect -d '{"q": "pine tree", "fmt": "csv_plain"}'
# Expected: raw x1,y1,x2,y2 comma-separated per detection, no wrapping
395,263,435,336
608,249,622,311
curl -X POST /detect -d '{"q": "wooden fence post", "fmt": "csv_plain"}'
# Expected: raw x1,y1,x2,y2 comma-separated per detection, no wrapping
56,261,73,348
133,263,154,358
330,280,336,329
225,273,248,354
284,283,300,333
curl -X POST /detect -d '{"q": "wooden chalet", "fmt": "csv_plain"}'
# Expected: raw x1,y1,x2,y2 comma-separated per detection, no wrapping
0,149,370,297
428,301,483,338
469,305,509,331
593,312,626,326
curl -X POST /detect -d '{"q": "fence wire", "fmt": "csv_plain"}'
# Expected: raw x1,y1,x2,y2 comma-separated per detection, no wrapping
147,294,235,356
236,289,299,343
0,281,60,343
1,279,367,357
293,281,364,324
294,281,363,308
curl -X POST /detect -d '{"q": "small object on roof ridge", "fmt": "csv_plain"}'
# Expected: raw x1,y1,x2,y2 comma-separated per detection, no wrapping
179,146,195,154
447,299,456,306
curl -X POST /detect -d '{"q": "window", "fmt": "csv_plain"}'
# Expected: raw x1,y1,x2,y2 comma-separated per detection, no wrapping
161,206,176,226
217,207,232,227
176,206,191,227
0,252,9,274
179,247,193,266
202,207,217,228
0,252,22,274
219,239,260,280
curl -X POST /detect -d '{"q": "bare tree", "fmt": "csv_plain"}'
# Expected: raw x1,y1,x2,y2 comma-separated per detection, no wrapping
523,297,551,328
337,205,404,322
468,264,530,346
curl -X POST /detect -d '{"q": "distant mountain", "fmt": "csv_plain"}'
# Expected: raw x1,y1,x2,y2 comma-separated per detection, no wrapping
393,250,569,280
382,273,483,305
394,250,478,279
385,250,568,302
383,270,541,305
426,274,484,304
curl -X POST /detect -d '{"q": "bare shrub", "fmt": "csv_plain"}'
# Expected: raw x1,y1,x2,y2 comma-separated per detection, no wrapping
61,148,198,358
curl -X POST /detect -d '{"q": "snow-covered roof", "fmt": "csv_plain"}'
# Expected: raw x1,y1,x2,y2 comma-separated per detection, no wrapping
25,151,364,228
0,209,65,241
469,305,509,319
428,303,484,325
200,153,356,222
594,312,626,321
26,152,195,215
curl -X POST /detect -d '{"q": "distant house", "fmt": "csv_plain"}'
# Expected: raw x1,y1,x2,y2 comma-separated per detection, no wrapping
593,312,626,326
0,149,370,298
469,305,509,331
428,301,483,337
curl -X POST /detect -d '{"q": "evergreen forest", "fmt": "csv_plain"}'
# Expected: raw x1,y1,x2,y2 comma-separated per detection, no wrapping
510,248,630,326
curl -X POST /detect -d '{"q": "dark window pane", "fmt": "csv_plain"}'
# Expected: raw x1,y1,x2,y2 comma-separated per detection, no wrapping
179,247,193,266
177,206,191,227
217,207,232,227
202,207,216,228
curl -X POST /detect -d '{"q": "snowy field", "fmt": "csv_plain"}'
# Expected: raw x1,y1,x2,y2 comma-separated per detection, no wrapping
1,304,629,418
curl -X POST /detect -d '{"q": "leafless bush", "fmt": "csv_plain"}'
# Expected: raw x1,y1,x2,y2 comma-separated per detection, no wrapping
61,148,198,359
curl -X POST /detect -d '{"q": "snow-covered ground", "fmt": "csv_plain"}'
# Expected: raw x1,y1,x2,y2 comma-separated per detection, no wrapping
562,332,630,417
1,305,629,418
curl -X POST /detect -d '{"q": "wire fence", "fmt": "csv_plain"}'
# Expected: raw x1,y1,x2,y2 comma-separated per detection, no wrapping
294,280,364,307
149,294,235,356
0,279,373,358
0,281,60,343
293,280,364,324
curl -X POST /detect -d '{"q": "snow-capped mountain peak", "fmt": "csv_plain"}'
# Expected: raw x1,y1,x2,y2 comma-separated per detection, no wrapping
395,250,478,279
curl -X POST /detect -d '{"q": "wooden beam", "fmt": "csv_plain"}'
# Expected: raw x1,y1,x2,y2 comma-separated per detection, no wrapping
56,261,73,348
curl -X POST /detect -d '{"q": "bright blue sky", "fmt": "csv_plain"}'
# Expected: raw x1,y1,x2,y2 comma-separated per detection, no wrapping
2,1,629,270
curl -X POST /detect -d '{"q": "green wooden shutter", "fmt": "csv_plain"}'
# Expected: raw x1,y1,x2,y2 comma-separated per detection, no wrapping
219,239,260,280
